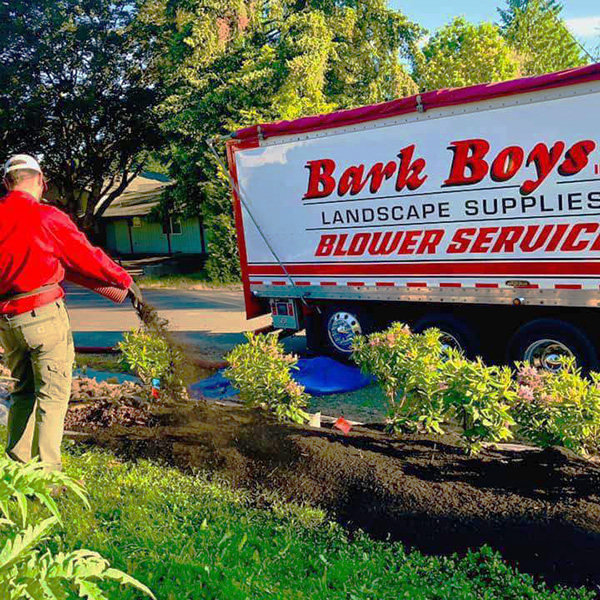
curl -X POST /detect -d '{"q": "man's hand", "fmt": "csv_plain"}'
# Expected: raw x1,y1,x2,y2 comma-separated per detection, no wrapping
128,282,144,310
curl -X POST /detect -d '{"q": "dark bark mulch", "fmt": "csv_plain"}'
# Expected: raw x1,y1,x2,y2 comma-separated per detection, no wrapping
70,401,600,591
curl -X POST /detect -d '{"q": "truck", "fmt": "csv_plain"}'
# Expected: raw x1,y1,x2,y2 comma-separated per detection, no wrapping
225,63,600,372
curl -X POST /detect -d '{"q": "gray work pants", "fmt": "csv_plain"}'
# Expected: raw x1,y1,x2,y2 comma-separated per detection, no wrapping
0,300,74,471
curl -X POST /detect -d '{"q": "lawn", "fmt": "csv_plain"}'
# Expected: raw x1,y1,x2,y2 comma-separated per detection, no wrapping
0,426,590,600
135,271,241,290
75,352,128,374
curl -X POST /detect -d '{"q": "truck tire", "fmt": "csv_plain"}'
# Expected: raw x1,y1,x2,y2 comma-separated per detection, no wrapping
323,306,374,359
304,308,326,356
507,319,598,372
412,313,480,358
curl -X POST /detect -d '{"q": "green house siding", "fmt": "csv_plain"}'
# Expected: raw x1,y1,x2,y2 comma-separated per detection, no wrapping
171,219,204,253
105,217,205,255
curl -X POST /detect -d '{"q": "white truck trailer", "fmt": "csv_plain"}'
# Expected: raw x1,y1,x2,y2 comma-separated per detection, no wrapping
225,64,600,371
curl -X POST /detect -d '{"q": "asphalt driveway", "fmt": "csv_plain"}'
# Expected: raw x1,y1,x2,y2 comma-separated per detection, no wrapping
65,284,305,358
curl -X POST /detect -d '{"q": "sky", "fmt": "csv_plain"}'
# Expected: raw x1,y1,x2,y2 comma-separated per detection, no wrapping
392,0,600,55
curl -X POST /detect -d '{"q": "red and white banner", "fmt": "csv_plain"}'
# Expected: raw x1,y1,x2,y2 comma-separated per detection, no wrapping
233,79,600,288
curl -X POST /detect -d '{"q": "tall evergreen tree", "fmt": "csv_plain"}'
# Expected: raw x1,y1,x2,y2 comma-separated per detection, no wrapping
501,0,587,75
498,0,562,30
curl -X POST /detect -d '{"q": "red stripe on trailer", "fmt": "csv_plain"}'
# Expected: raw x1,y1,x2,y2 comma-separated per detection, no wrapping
250,281,263,285
272,281,287,286
347,282,365,286
320,282,337,286
247,261,600,277
407,282,427,288
440,283,462,288
519,284,540,289
556,284,583,289
475,283,499,288
295,281,311,286
376,282,395,287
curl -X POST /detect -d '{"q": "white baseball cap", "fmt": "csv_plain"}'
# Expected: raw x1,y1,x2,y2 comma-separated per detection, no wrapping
3,154,43,177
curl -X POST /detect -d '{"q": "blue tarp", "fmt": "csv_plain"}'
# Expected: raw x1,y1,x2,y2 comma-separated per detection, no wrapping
189,356,373,400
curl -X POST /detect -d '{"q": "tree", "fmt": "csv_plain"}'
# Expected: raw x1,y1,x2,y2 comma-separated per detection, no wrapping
497,0,562,30
0,0,164,228
414,17,519,92
140,0,423,281
501,0,587,76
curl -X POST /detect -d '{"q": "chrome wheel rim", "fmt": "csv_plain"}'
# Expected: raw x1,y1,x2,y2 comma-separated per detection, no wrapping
327,312,362,354
523,339,574,372
438,331,462,354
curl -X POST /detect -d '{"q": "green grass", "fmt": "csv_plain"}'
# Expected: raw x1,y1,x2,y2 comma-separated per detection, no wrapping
310,383,388,422
135,271,240,290
75,353,129,374
0,435,581,600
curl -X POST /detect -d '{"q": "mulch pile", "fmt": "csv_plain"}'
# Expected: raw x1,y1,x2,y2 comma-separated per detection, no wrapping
68,400,600,591
64,378,158,430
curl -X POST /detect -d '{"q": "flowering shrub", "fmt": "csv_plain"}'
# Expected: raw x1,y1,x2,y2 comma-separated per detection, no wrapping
512,360,600,456
352,323,449,434
226,332,310,424
353,323,515,453
442,352,515,454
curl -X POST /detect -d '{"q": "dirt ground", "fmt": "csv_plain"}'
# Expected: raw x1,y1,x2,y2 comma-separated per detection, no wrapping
68,399,600,592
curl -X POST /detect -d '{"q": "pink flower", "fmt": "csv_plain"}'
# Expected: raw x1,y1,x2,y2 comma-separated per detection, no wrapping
517,385,535,402
541,393,557,405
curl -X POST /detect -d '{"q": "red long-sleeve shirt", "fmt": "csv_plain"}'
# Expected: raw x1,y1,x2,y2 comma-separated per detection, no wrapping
0,190,132,315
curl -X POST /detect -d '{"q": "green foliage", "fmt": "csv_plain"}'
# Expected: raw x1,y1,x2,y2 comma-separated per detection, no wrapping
512,360,600,456
442,352,516,455
226,332,310,423
0,456,154,600
498,0,563,30
352,324,448,434
415,17,519,91
353,324,515,454
119,329,172,387
7,439,586,599
0,0,164,224
142,0,423,277
502,0,588,76
205,213,242,283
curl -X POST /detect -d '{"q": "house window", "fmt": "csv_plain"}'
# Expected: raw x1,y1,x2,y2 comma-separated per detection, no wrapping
162,217,182,235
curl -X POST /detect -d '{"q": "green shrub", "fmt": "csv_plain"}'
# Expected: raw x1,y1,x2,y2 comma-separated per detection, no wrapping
226,332,310,423
442,352,515,454
118,320,189,401
0,456,154,600
353,323,515,453
512,360,600,456
352,323,448,434
119,329,171,386
205,213,242,284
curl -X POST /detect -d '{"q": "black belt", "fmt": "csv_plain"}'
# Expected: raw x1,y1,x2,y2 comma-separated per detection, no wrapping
0,283,62,304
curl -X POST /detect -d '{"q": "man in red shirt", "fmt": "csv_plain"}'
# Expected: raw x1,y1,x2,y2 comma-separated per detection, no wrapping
0,154,142,471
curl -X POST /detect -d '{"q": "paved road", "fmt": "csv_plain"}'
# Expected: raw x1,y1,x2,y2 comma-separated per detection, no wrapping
65,284,306,358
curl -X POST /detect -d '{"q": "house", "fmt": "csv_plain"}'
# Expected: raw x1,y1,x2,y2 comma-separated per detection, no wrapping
100,172,207,256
